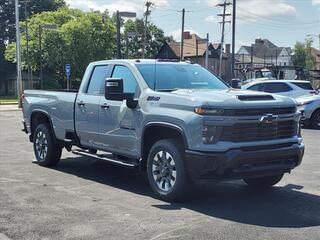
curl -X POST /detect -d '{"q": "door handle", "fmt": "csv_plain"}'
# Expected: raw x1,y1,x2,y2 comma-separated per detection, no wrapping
100,103,109,109
77,101,85,106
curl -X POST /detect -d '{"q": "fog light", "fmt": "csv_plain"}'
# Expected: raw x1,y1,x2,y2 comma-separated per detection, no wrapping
203,126,217,144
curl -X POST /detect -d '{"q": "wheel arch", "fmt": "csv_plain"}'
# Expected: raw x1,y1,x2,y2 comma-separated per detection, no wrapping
141,122,188,170
30,110,55,142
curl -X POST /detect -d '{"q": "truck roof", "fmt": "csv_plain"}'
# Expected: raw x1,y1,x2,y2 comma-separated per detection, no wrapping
90,59,194,65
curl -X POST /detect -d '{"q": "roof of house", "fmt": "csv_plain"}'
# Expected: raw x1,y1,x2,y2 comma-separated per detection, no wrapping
164,33,222,58
238,39,291,58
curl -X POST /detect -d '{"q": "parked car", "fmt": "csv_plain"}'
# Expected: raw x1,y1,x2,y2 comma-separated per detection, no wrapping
296,94,320,129
242,80,317,98
22,60,304,201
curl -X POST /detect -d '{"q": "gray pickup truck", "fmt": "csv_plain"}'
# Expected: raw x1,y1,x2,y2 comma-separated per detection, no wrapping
22,59,304,201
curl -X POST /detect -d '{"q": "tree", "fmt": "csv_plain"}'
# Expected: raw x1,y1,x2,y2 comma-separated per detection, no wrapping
292,38,316,71
123,19,168,59
5,8,116,88
0,0,65,94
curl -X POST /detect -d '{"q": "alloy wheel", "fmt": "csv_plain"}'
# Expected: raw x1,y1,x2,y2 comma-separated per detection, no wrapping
152,150,177,192
35,130,48,160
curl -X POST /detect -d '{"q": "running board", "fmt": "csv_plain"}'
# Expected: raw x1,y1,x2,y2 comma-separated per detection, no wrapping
72,149,139,168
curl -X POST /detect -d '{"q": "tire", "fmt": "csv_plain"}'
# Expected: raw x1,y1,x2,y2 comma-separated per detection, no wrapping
33,123,62,167
147,139,188,202
311,109,320,130
243,174,284,188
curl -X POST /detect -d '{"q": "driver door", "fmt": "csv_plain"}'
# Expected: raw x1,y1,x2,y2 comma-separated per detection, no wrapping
98,65,141,158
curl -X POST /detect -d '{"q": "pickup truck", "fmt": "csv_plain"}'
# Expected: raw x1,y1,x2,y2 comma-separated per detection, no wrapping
22,59,304,201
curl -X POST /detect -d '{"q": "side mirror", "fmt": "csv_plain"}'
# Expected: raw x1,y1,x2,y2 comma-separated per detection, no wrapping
105,78,138,109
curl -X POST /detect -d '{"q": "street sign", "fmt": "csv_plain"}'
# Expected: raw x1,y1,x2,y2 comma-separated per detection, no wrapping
119,12,137,18
65,64,71,89
65,64,71,77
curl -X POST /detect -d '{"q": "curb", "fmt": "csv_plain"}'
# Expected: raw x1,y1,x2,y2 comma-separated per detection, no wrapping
0,102,18,105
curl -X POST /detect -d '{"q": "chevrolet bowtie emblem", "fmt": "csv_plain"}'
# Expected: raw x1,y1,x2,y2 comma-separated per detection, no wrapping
260,114,278,124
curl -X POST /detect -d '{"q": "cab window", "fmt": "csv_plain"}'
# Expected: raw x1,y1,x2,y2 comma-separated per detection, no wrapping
87,65,109,94
111,65,138,94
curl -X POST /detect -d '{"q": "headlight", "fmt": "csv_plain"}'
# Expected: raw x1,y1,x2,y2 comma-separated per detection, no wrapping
195,107,224,115
297,100,314,107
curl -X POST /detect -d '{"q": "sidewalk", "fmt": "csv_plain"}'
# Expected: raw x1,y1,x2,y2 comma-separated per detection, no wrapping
0,103,19,111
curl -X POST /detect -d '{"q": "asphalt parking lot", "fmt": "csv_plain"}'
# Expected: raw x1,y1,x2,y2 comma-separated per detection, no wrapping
0,110,319,240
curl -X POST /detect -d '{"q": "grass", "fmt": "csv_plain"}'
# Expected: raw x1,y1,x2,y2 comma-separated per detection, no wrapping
0,97,18,104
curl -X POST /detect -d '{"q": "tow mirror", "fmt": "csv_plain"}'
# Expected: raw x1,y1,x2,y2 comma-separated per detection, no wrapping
104,78,138,109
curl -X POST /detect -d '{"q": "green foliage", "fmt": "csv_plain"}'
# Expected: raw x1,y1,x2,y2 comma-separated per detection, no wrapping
5,8,116,88
123,19,169,59
0,0,66,94
292,38,316,71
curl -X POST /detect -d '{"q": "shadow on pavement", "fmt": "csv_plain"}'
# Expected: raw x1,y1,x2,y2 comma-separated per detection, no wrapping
53,155,320,229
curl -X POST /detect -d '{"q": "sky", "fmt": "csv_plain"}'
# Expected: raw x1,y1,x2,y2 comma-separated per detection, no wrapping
65,0,320,51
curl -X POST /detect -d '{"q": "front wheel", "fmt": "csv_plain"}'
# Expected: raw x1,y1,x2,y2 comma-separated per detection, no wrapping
147,139,188,202
243,174,284,188
33,123,62,167
311,109,320,129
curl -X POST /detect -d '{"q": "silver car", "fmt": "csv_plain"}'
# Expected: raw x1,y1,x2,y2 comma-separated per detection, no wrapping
297,94,320,129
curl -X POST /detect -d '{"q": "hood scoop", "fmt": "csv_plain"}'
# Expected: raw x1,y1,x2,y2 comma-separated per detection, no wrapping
237,94,275,101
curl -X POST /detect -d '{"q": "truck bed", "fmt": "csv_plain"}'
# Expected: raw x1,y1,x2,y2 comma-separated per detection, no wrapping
23,90,78,141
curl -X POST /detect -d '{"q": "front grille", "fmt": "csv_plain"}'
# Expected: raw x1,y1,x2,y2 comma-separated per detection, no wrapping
223,107,296,116
221,120,297,142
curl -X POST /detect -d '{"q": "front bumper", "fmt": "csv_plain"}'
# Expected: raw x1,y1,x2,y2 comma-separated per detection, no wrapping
185,143,304,182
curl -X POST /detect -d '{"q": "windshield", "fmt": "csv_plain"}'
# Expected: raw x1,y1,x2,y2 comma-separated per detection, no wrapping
136,63,229,91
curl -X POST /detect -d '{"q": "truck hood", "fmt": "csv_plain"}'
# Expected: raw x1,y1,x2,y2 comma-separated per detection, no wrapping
168,88,296,108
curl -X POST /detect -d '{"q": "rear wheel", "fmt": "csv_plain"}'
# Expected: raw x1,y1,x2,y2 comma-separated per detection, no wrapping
243,174,284,188
147,139,188,202
311,109,320,129
33,123,62,167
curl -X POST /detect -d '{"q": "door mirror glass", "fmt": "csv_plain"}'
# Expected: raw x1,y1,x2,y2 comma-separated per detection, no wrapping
105,78,137,109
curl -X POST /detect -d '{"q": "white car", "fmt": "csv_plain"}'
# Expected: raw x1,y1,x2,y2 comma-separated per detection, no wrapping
242,80,317,98
297,94,320,129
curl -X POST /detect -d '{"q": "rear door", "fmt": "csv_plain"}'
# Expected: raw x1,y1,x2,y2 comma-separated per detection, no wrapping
75,65,110,148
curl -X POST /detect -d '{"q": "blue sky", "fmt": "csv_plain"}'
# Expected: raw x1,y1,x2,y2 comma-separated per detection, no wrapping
66,0,320,50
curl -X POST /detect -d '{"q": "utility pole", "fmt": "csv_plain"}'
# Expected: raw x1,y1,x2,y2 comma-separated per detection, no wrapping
250,44,253,78
231,0,236,79
196,38,198,63
205,33,209,68
143,1,153,59
217,0,232,78
15,0,23,108
180,8,185,61
116,11,121,59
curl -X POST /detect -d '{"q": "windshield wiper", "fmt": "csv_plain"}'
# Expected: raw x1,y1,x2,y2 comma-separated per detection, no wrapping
157,88,179,92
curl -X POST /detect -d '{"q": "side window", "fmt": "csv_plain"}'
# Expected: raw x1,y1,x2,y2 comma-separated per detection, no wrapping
264,83,292,93
87,65,109,94
248,84,264,92
111,65,138,94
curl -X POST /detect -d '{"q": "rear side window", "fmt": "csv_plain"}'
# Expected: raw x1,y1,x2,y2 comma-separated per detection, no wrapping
291,82,314,90
87,65,109,94
248,83,265,92
264,83,292,93
111,65,138,94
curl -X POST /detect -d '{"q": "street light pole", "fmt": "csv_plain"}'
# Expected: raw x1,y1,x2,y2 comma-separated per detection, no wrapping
15,0,23,108
38,25,43,89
